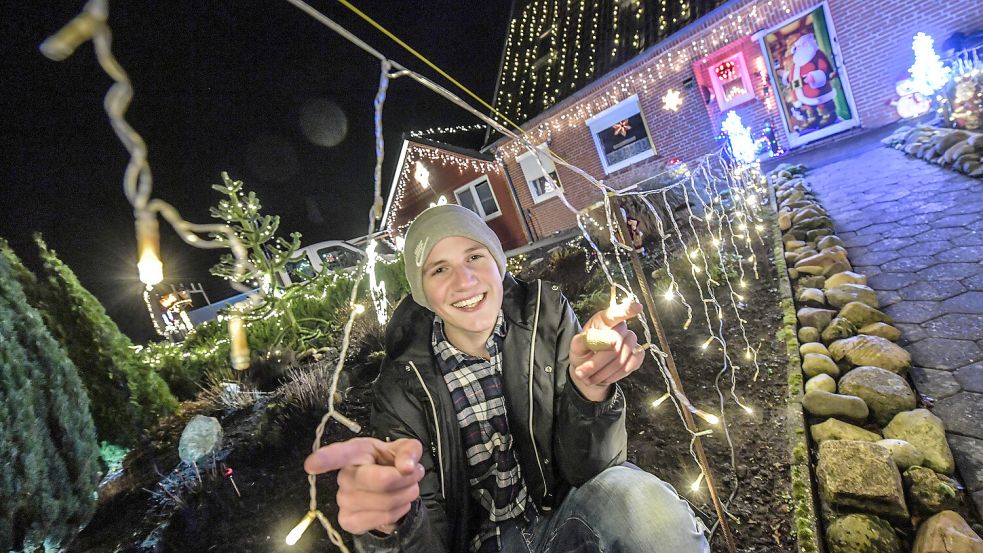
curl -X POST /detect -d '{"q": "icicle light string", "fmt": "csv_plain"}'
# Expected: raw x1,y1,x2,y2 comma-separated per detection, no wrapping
40,0,263,376
45,0,765,546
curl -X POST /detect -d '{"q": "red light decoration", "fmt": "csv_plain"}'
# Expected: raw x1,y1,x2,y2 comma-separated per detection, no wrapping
715,61,737,82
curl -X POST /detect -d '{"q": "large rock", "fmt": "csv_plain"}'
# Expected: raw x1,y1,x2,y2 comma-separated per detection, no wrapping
839,302,893,328
827,514,904,553
883,409,954,475
178,415,224,464
796,248,850,274
803,390,869,421
826,284,880,309
859,322,902,342
811,419,881,444
839,366,917,426
802,353,841,378
817,235,845,250
826,271,868,289
799,326,821,343
829,335,912,374
798,307,837,330
799,275,826,289
876,438,926,470
806,373,837,393
912,510,983,553
816,440,908,520
822,317,858,345
800,342,831,356
904,466,962,517
796,287,827,307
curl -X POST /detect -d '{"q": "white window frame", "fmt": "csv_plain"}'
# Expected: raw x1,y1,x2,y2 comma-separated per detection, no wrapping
454,175,502,221
585,94,656,174
516,144,562,204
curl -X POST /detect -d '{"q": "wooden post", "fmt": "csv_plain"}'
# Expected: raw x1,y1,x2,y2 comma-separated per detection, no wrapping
612,197,738,553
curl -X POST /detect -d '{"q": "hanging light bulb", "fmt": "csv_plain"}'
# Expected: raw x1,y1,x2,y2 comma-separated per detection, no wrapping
135,213,164,286
690,472,705,492
228,313,250,371
285,511,317,545
651,392,671,409
694,409,720,425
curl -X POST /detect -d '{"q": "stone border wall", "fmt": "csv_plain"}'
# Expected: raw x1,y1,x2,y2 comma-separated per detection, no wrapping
769,184,823,553
770,164,983,553
882,126,983,178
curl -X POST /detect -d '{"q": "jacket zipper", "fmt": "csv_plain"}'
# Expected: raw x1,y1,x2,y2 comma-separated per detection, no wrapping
407,360,446,498
527,280,549,508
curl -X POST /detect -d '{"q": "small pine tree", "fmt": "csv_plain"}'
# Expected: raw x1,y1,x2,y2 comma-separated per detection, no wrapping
0,254,100,552
208,172,302,292
33,235,177,446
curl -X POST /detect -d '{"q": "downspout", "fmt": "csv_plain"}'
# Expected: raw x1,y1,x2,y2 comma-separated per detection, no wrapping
501,159,535,244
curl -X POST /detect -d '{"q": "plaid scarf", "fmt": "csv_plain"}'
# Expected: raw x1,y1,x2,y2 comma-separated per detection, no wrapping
433,312,533,553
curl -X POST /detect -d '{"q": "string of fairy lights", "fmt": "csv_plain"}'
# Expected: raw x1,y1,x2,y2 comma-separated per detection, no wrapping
42,0,778,550
494,0,795,124
494,0,800,160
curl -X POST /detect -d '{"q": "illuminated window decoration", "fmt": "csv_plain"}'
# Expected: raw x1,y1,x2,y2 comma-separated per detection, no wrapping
908,32,951,97
721,111,756,164
715,60,737,81
516,144,562,203
586,95,657,174
662,88,684,111
755,3,860,147
709,52,755,111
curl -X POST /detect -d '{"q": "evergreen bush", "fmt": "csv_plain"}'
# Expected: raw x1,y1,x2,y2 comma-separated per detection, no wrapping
33,235,176,445
0,254,100,551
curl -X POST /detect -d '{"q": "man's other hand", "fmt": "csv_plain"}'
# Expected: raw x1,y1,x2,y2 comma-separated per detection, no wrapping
305,437,425,535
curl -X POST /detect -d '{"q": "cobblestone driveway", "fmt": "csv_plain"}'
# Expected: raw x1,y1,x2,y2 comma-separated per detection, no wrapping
805,146,983,512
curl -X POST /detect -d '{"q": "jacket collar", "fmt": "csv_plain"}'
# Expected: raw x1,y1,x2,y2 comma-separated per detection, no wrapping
385,274,534,364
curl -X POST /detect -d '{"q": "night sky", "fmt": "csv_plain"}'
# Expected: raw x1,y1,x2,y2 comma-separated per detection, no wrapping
0,1,510,342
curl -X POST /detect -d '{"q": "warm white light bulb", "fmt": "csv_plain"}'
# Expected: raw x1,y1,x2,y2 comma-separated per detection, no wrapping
353,304,366,314
695,410,720,425
138,249,164,286
688,250,698,259
285,511,317,545
651,392,671,409
664,289,674,300
690,472,705,491
701,337,713,350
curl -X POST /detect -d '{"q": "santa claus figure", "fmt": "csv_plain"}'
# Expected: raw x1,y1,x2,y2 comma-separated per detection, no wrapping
784,33,838,129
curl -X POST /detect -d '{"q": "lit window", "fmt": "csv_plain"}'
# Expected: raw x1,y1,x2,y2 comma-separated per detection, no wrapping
516,144,562,204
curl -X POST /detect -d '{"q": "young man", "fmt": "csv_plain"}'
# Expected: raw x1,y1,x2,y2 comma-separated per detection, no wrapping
306,205,708,553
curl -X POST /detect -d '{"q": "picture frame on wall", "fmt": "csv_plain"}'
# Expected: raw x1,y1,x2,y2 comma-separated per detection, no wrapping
585,95,657,174
709,52,756,111
753,2,860,148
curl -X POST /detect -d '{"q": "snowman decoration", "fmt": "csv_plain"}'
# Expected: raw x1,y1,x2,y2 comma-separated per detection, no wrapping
783,33,838,130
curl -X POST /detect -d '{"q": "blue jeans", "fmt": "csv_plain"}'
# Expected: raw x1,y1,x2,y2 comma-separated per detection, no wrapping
501,465,709,553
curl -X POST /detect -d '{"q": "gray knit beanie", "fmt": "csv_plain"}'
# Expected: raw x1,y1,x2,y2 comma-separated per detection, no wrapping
402,204,506,311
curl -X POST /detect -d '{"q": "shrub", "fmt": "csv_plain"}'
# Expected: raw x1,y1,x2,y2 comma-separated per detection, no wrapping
33,236,177,445
0,254,100,551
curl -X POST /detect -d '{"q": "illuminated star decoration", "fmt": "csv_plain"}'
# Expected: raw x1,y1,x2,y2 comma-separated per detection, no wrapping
612,119,632,136
663,88,684,111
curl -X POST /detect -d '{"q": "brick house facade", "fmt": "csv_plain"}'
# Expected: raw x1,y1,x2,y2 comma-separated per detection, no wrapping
381,136,530,250
489,0,983,239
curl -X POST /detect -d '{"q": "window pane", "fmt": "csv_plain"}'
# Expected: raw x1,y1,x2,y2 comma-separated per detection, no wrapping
317,246,361,272
456,188,479,214
286,259,315,281
474,181,498,216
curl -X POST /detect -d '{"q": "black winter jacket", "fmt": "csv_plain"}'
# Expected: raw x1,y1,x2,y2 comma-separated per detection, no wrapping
352,275,628,553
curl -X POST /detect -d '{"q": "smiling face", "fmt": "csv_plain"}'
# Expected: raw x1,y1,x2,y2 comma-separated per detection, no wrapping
421,236,504,352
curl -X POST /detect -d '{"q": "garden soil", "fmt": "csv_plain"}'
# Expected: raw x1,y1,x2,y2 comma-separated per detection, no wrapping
68,233,796,553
